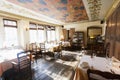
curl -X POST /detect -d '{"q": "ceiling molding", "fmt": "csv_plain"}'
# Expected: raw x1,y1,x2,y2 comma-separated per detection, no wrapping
0,11,62,26
0,0,64,25
64,20,101,25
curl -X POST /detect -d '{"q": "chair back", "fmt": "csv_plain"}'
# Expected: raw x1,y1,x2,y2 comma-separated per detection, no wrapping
39,43,46,51
105,42,110,57
17,51,32,79
58,42,62,51
32,43,37,51
87,69,120,80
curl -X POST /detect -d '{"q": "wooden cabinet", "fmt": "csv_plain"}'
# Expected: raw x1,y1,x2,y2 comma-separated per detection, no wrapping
72,31,84,50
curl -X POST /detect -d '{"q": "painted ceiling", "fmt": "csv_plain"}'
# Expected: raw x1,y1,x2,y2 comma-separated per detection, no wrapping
5,0,88,23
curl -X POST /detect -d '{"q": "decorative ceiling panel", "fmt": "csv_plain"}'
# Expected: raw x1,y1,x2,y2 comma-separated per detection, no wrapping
87,0,102,20
6,0,88,22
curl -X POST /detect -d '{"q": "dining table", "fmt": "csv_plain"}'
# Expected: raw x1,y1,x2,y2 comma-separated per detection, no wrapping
62,41,71,47
0,48,23,76
73,55,120,80
45,43,59,52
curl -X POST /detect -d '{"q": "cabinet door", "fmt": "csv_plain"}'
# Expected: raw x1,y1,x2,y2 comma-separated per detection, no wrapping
72,31,84,49
62,29,67,41
69,28,75,39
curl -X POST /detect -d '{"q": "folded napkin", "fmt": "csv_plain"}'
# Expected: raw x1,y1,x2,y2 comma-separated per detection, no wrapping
112,56,120,62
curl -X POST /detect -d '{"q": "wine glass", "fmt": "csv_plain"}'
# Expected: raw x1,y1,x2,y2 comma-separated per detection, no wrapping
90,53,96,69
106,54,112,69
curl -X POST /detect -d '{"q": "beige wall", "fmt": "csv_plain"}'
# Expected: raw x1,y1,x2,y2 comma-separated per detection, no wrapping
64,21,106,46
0,17,5,48
17,19,30,48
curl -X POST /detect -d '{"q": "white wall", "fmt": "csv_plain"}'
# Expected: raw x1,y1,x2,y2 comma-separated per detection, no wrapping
64,21,106,46
55,26,62,41
0,17,5,48
17,19,30,48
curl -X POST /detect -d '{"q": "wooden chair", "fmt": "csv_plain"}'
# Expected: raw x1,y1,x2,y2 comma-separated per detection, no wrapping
39,43,48,55
55,42,62,58
40,43,56,59
12,51,32,80
29,43,41,63
104,42,110,58
87,69,120,80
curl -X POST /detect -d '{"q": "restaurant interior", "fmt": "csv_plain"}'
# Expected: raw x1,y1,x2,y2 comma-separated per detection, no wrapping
0,0,120,80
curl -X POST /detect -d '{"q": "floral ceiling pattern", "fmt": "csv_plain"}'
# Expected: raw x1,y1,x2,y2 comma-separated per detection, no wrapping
6,0,88,22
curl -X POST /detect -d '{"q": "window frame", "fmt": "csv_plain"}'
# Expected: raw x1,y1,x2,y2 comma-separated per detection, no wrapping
3,19,18,47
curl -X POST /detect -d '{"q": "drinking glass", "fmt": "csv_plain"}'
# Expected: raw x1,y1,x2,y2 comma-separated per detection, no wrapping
90,53,96,69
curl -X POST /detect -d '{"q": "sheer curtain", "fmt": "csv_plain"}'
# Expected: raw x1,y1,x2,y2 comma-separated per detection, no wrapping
38,30,45,43
5,27,18,47
47,30,51,42
46,26,56,42
4,19,18,47
51,30,56,41
29,23,37,43
47,30,56,42
29,30,37,43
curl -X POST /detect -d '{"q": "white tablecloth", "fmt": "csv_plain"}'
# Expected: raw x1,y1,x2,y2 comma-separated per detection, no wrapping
62,41,71,47
74,55,120,80
79,55,120,74
0,49,23,76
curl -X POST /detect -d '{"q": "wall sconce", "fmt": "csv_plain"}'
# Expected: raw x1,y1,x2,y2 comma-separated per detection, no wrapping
60,35,64,41
26,27,29,31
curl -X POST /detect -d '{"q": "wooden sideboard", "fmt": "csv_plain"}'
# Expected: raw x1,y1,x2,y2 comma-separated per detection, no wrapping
72,31,84,50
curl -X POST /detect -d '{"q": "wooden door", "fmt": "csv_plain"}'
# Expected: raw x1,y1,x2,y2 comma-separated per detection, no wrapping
69,28,75,40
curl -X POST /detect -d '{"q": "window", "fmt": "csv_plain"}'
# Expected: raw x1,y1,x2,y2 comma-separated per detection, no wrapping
46,26,56,42
29,23,56,43
47,30,51,42
4,19,18,47
38,25,45,43
51,30,56,41
29,23,37,43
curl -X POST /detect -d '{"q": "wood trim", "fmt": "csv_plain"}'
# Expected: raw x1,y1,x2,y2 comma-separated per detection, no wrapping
3,19,17,28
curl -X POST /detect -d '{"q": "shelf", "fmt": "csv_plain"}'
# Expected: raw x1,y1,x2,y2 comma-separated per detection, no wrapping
72,31,84,50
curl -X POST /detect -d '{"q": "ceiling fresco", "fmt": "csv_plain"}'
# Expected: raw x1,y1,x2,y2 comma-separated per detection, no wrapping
6,0,89,23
